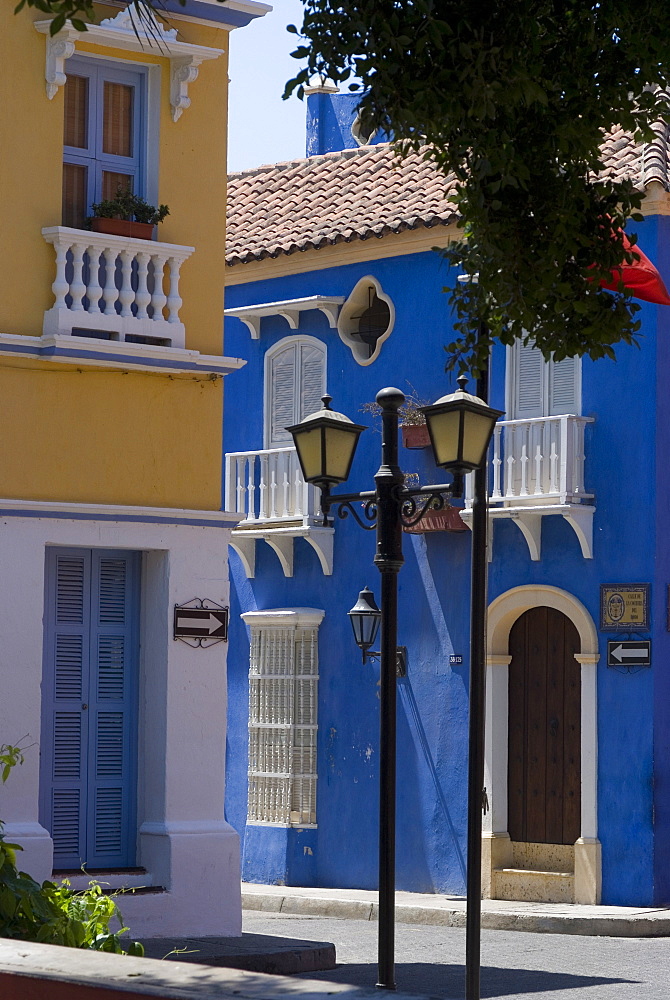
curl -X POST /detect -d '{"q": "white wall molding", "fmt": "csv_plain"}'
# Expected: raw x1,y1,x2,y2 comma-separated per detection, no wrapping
241,608,325,629
225,296,345,340
0,331,245,378
35,10,223,120
0,497,240,526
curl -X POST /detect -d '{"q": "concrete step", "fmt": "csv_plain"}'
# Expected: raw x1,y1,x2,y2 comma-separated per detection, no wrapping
52,868,159,893
493,867,574,904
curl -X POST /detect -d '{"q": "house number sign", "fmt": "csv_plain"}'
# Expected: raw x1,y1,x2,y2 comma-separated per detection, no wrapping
600,584,650,631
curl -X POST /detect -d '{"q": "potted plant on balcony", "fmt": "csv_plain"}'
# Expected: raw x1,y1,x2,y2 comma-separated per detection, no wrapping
90,188,169,240
361,384,432,448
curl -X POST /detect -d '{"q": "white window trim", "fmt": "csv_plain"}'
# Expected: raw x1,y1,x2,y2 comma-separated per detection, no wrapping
35,8,223,122
263,335,327,450
242,608,324,829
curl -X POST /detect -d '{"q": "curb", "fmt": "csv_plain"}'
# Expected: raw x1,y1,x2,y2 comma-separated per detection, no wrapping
242,890,670,938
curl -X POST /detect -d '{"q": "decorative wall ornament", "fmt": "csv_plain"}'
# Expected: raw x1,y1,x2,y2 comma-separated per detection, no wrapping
170,56,203,122
337,275,395,366
35,15,223,117
44,32,77,99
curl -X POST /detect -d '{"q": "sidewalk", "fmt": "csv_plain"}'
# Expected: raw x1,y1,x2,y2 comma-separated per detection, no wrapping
242,882,670,937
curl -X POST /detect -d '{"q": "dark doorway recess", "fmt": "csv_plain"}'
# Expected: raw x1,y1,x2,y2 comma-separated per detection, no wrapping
508,606,581,845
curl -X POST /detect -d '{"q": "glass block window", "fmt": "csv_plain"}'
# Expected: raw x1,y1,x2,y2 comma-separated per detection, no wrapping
244,610,323,827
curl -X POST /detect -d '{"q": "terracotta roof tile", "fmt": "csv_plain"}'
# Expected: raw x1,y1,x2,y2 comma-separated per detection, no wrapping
226,144,458,266
226,130,668,266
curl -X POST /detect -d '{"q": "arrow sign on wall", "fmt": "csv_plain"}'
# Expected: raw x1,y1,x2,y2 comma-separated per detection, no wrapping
173,606,229,641
607,639,651,667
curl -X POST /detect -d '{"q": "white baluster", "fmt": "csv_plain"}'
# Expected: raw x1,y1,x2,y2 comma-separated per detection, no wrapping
166,256,183,323
534,444,543,494
235,457,246,516
135,252,151,319
520,438,529,496
491,425,502,499
69,242,86,311
549,443,559,494
294,463,304,517
85,245,103,314
259,453,269,519
51,240,69,310
560,414,573,498
269,458,278,519
247,455,257,520
150,255,167,320
118,249,135,318
505,452,515,498
575,419,587,496
281,452,291,516
101,246,119,316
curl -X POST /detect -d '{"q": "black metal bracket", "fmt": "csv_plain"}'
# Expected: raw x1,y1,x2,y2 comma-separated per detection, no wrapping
323,483,455,531
362,645,407,677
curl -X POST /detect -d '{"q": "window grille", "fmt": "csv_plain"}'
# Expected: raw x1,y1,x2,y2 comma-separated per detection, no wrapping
245,612,322,827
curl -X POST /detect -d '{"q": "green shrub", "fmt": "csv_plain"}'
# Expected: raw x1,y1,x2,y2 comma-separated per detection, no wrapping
0,742,143,955
91,187,169,226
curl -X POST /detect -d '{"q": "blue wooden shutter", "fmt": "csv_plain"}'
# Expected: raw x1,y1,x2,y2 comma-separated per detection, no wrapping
42,550,91,869
42,548,140,870
87,551,140,868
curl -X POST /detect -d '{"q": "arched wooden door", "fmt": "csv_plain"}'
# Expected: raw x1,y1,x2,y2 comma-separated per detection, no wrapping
507,606,581,845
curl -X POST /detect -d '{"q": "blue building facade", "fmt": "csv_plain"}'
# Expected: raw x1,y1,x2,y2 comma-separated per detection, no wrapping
223,89,670,906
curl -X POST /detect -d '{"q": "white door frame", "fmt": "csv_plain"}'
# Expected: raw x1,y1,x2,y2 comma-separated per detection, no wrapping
483,584,601,903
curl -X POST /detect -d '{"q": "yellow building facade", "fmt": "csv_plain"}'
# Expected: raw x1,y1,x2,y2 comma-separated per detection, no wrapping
0,0,269,938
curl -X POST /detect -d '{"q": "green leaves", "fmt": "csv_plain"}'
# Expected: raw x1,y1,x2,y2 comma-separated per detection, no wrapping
0,742,143,955
286,0,670,372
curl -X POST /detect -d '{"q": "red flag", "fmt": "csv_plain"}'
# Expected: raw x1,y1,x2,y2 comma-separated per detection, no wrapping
600,233,670,305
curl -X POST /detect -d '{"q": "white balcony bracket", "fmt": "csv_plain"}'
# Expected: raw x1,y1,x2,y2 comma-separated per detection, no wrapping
229,536,256,578
35,11,223,113
265,535,294,577
562,505,595,560
303,528,334,576
464,503,595,562
171,56,203,123
229,526,334,579
43,31,76,99
511,512,543,562
225,296,345,339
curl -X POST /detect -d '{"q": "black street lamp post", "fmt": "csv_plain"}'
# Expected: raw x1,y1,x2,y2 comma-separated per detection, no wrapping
288,383,501,995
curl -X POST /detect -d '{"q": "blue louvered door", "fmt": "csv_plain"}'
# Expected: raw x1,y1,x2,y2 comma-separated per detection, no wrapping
41,548,140,870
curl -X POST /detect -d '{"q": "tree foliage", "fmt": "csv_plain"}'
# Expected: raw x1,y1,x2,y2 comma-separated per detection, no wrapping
0,742,143,954
285,1,670,370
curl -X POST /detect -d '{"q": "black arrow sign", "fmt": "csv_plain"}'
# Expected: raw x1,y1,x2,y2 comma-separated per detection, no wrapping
174,607,228,640
607,639,651,667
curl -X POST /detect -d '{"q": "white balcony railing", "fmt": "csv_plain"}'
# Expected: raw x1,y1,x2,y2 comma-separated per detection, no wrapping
225,446,320,526
42,227,194,348
466,414,594,507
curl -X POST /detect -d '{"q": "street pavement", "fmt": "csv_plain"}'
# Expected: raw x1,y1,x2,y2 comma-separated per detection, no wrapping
242,909,670,1000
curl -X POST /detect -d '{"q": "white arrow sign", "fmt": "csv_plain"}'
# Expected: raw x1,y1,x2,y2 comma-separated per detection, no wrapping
610,644,648,662
177,613,224,635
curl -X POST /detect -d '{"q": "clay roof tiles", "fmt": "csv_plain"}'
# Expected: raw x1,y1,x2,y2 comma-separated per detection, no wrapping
226,128,668,267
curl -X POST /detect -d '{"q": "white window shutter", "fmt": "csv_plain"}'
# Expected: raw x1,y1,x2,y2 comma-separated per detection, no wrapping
299,342,326,421
513,341,546,419
269,345,297,446
548,355,580,415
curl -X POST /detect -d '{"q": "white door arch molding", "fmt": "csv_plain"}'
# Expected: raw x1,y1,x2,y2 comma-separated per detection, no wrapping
483,584,601,904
